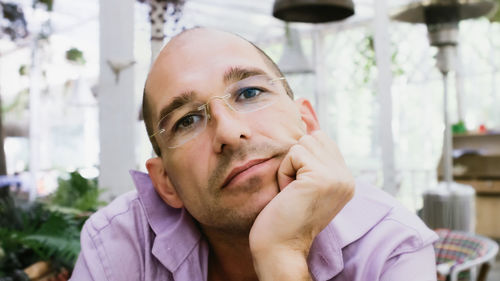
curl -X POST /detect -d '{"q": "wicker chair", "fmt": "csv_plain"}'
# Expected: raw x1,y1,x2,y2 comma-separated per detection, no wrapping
434,229,499,281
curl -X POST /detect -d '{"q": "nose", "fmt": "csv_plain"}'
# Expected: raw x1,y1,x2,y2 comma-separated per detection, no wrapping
207,98,251,154
205,94,233,120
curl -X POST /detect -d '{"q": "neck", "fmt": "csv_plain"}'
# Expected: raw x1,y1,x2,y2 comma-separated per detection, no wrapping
203,227,258,281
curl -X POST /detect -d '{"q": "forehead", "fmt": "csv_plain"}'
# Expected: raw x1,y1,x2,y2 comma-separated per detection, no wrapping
145,29,274,120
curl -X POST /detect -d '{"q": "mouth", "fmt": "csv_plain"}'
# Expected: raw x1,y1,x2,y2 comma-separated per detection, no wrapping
221,157,274,189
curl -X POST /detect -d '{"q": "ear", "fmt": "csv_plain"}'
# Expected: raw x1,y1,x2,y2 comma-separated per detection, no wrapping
146,157,184,208
295,98,320,134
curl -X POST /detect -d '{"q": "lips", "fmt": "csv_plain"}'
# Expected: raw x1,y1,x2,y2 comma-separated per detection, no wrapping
221,158,272,189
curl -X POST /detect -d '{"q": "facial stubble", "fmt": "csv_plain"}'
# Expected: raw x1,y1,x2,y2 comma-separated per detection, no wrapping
195,142,289,235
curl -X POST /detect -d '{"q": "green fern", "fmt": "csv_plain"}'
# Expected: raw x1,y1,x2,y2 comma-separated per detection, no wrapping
48,171,106,212
1,171,106,276
0,197,82,276
20,212,81,263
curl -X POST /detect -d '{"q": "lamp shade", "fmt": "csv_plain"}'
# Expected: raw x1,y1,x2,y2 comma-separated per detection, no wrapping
273,0,354,23
392,0,497,24
277,26,314,74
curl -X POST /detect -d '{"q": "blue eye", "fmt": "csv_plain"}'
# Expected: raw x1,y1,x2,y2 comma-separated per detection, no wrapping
237,87,262,100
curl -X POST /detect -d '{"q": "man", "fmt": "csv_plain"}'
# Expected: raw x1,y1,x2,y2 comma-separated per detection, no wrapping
70,27,438,281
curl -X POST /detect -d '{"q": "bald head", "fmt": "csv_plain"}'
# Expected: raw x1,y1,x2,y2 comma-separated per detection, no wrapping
143,28,293,156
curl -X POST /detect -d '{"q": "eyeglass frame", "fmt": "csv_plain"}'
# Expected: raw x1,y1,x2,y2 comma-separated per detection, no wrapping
149,75,287,149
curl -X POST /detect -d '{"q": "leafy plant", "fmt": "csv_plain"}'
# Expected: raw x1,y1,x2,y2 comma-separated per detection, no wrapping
0,171,105,279
0,196,82,279
354,33,405,88
47,171,106,213
2,89,29,114
65,48,85,65
18,65,28,76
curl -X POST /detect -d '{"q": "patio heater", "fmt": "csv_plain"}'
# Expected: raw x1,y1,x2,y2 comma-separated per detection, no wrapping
393,0,497,232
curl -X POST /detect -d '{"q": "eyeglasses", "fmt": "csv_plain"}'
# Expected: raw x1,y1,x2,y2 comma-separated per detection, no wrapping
150,74,286,149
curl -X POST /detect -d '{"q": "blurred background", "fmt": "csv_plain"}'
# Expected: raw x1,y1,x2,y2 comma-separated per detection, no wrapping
1,0,500,280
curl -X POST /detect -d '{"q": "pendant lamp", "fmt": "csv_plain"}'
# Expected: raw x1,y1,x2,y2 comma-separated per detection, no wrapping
277,25,314,74
272,0,354,23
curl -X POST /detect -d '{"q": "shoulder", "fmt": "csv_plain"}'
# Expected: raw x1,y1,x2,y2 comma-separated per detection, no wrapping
73,172,197,281
333,180,438,253
333,182,438,280
75,191,155,280
80,190,156,266
308,181,438,280
83,190,147,238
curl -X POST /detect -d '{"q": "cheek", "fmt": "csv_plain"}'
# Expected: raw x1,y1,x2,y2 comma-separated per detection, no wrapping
165,144,212,193
253,105,305,141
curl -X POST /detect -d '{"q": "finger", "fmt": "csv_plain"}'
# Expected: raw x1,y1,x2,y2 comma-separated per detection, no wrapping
277,144,309,190
298,131,341,169
310,130,346,164
297,134,324,161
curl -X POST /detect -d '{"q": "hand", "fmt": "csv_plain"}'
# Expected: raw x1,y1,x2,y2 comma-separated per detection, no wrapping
249,130,355,280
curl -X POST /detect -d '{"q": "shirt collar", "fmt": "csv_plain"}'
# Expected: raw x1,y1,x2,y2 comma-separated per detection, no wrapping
129,170,202,273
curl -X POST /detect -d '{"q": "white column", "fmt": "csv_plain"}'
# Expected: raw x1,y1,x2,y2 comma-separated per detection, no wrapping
373,1,397,195
313,29,329,133
455,44,465,122
99,0,136,200
29,40,42,201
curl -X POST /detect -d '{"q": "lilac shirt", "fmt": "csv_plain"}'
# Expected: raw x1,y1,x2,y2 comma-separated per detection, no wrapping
70,171,438,281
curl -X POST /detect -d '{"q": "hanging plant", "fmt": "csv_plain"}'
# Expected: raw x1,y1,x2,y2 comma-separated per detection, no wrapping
490,0,500,22
0,2,28,40
18,65,29,76
137,0,186,37
33,0,54,12
65,47,86,65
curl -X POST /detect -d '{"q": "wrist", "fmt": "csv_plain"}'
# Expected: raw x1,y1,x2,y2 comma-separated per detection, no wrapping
252,246,312,281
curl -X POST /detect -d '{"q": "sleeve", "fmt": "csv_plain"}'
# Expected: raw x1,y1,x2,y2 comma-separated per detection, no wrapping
380,244,437,281
69,222,109,281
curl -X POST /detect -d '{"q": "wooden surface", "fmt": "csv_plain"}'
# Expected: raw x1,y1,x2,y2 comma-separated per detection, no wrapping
458,180,500,238
452,133,500,155
458,180,500,195
475,196,500,239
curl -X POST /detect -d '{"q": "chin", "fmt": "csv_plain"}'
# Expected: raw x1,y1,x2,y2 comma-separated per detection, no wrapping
221,182,278,233
200,179,279,234
242,181,278,218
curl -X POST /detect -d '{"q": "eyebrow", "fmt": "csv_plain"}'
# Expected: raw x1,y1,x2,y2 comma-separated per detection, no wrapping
157,91,196,124
223,66,268,84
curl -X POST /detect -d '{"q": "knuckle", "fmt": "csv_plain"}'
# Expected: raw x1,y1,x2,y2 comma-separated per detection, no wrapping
289,143,301,154
290,143,307,155
311,130,325,138
298,134,315,145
